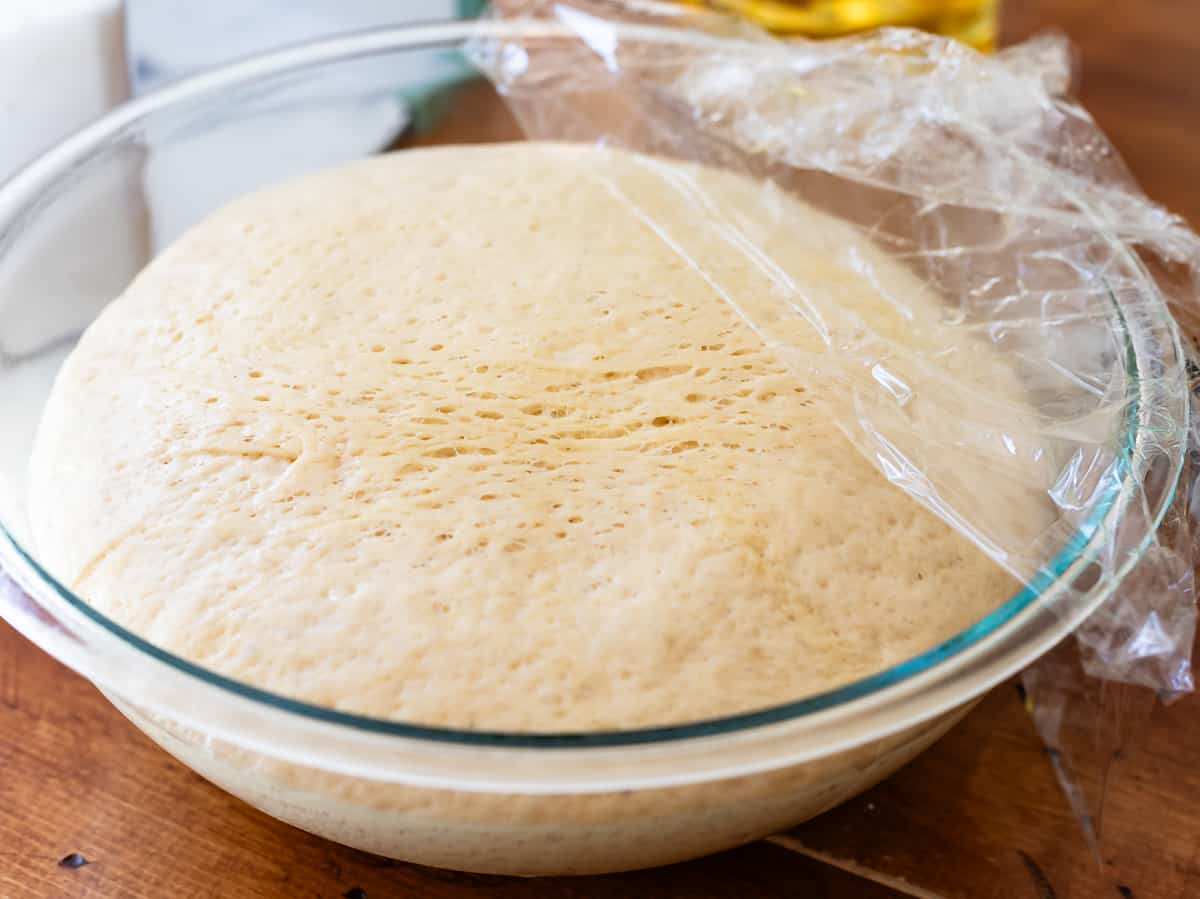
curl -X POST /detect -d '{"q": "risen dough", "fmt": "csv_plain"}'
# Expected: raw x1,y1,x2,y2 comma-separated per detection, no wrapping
30,142,1018,730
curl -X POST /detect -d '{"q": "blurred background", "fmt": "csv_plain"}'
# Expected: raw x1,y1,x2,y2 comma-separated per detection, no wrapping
4,0,993,191
9,0,1193,230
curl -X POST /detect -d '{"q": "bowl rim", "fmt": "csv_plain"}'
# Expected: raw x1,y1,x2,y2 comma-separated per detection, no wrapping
0,19,1187,789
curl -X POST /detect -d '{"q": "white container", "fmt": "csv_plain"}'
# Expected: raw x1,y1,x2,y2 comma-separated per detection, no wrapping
0,0,129,179
125,0,479,248
0,0,149,487
0,0,147,349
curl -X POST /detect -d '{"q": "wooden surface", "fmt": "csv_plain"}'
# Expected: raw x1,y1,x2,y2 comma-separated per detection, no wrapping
0,621,903,899
3,1,1200,896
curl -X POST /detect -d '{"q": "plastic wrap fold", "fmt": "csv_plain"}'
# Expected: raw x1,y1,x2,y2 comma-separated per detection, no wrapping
472,0,1195,691
473,1,1200,835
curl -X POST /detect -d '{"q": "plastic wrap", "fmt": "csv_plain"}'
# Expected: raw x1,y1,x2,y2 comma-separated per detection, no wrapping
473,2,1200,839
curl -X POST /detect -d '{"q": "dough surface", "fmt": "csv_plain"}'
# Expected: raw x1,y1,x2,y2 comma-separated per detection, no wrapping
30,142,1020,730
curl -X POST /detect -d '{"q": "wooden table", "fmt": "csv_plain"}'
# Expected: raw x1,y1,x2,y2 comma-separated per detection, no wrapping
2,1,1198,896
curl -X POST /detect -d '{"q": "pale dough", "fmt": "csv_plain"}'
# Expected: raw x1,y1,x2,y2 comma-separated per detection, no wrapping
30,142,1021,730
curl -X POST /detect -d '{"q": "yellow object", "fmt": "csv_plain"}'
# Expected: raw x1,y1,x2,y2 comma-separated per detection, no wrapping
684,0,998,50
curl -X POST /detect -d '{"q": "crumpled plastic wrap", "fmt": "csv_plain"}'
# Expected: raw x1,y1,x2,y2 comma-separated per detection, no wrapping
472,1,1200,843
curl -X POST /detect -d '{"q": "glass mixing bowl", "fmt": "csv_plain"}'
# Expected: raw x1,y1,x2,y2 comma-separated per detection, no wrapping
0,20,1185,876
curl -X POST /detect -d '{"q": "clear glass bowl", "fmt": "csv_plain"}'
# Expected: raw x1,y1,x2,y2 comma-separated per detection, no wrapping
0,20,1183,875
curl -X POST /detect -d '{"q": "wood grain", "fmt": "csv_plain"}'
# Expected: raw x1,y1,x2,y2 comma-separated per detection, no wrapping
786,653,1200,898
0,617,897,899
1003,0,1200,227
2,1,1199,897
